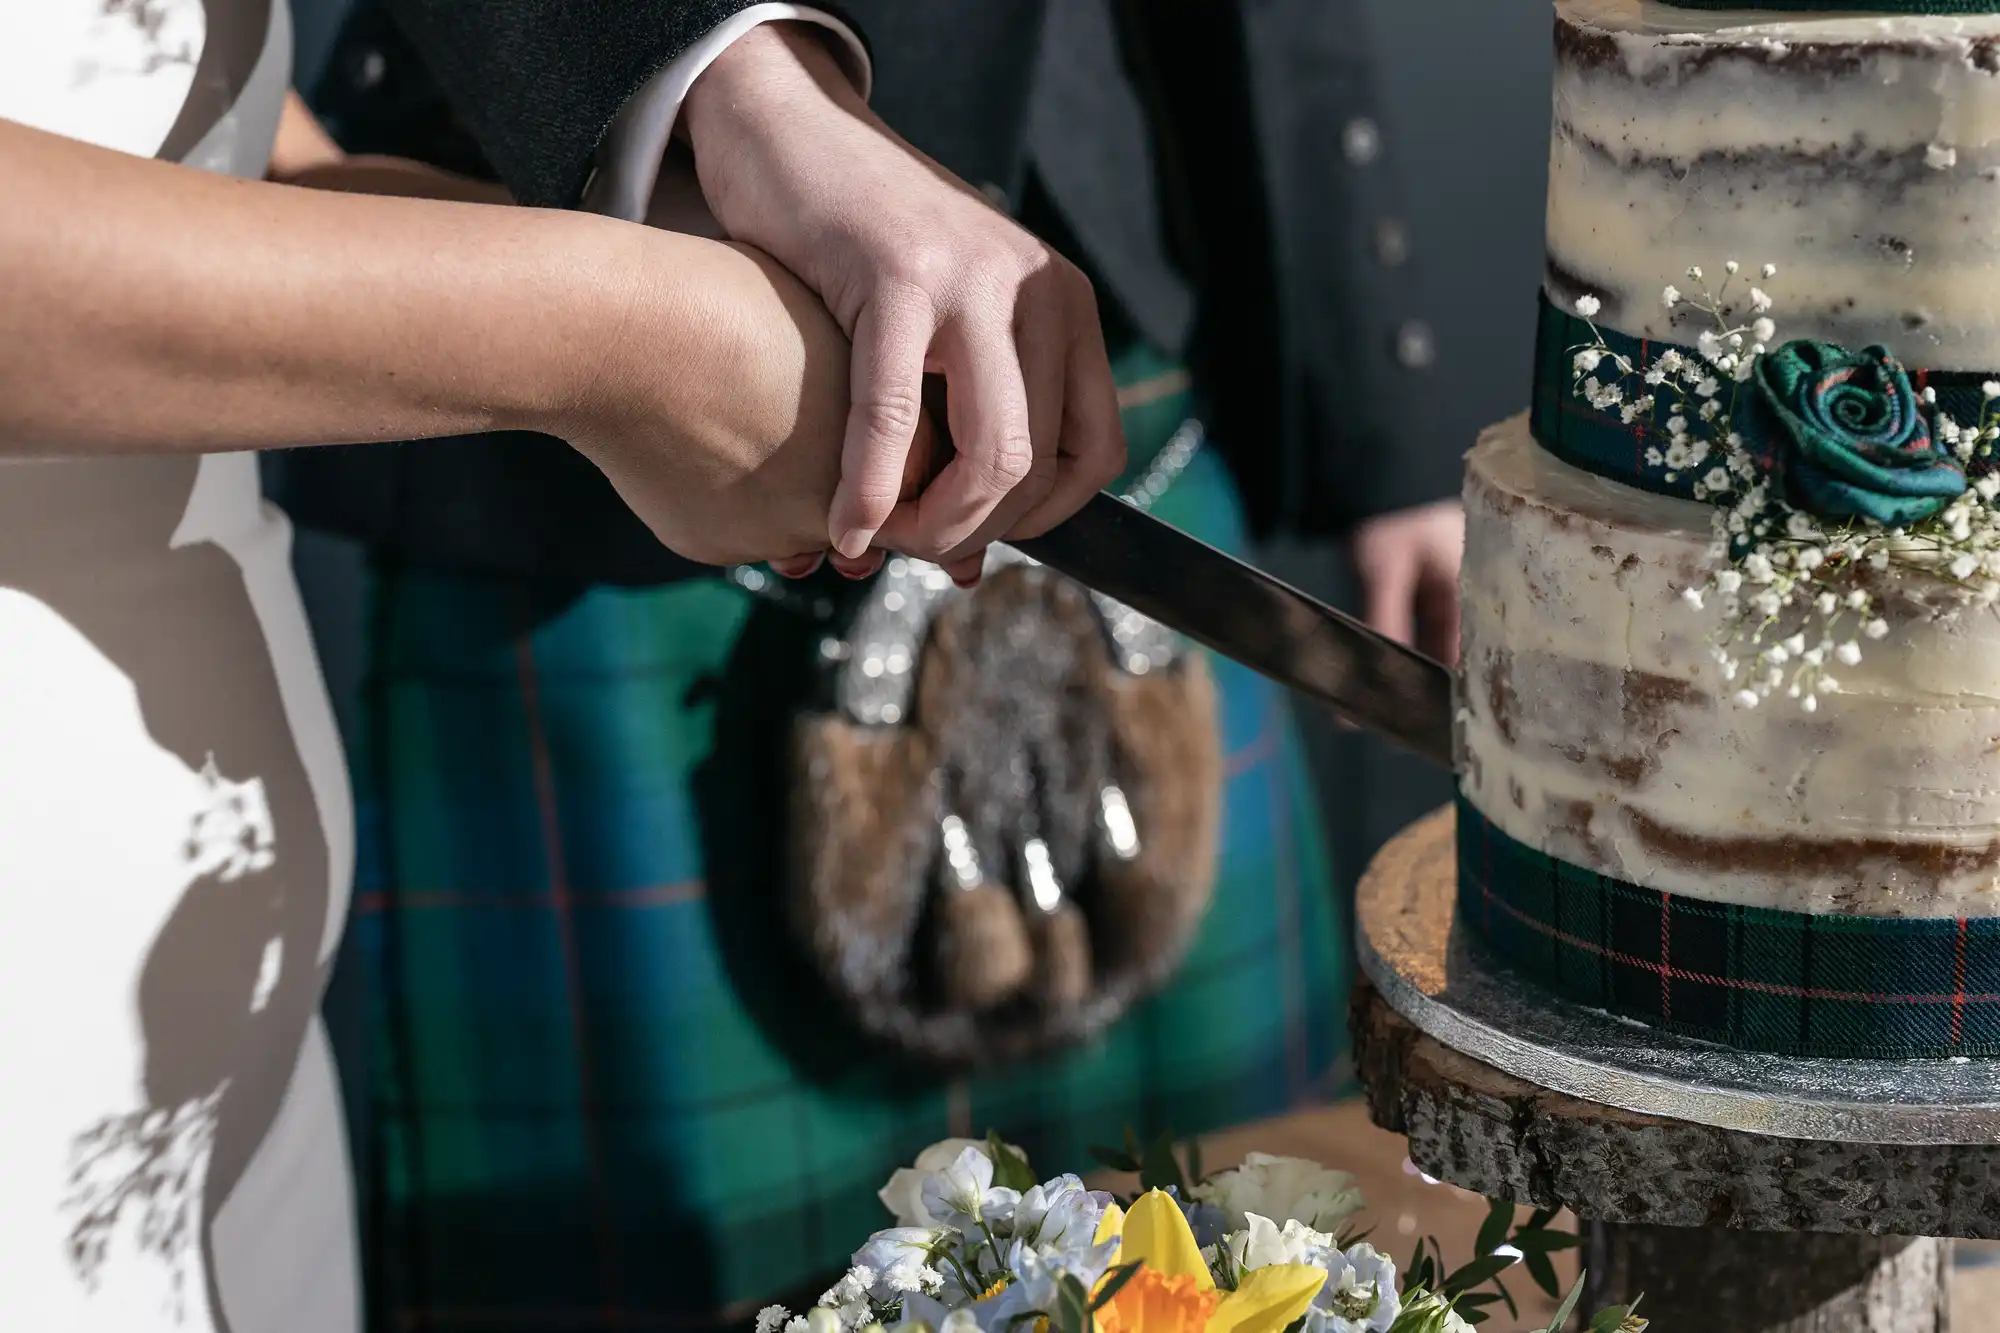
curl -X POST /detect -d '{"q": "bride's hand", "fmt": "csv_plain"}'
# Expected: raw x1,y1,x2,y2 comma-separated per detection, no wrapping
553,236,936,569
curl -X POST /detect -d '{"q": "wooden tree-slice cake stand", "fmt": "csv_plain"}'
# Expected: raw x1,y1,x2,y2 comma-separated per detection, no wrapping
1352,806,2000,1332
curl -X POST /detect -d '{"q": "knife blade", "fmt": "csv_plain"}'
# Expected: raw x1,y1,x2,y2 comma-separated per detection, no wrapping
1008,493,1456,768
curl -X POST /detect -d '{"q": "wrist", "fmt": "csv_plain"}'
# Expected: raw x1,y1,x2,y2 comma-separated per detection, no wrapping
682,21,863,150
504,213,671,441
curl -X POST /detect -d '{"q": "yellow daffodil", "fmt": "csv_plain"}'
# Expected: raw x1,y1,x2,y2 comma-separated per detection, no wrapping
1093,1191,1324,1333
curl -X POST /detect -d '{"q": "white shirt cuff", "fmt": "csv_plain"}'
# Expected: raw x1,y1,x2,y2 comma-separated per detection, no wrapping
590,5,870,222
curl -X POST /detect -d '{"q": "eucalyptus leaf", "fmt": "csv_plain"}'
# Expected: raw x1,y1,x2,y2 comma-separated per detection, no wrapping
1474,1198,1514,1261
1403,1239,1430,1292
1524,1250,1560,1300
1139,1131,1187,1196
1089,1145,1142,1174
1510,1231,1583,1255
1533,1271,1588,1333
1442,1253,1518,1296
987,1131,1039,1194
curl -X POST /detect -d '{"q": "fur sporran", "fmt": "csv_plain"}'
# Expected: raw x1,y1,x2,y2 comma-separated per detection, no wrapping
787,553,1222,1068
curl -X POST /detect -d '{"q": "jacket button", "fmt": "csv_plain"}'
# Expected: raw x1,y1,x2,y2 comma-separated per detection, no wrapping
1395,320,1436,370
353,48,387,90
1374,218,1411,268
1342,118,1382,167
979,181,1010,210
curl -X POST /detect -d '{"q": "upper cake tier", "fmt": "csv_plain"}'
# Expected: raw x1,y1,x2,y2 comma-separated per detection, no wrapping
1549,0,2000,368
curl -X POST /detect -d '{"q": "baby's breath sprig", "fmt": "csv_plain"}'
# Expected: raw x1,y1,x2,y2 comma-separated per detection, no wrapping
1566,261,2000,713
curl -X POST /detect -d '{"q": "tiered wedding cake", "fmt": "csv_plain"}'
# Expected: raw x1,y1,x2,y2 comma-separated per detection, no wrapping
1456,0,2000,1058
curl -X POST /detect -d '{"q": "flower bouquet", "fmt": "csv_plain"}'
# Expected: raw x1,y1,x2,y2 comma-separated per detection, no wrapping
758,1134,1640,1333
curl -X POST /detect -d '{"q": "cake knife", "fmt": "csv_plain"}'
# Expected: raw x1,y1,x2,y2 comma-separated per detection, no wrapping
1008,492,1456,768
617,165,1454,760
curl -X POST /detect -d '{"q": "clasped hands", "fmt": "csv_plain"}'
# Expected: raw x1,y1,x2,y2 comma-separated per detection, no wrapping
573,23,1461,659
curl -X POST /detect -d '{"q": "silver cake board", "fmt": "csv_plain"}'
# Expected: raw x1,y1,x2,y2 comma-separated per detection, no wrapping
1358,807,2000,1146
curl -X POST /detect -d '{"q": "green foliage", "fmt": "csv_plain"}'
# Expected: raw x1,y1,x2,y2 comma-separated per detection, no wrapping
1530,1272,1588,1333
1473,1198,1513,1265
1400,1201,1628,1333
1587,1296,1647,1333
1087,1126,1204,1203
1092,1264,1142,1312
988,1130,1039,1194
1048,1273,1095,1333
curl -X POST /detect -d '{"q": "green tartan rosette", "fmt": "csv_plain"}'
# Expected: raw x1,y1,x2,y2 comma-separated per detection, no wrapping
1739,341,1966,529
1555,263,2000,715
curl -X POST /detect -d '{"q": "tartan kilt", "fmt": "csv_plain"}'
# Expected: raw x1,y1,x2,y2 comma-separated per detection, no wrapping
322,376,1347,1333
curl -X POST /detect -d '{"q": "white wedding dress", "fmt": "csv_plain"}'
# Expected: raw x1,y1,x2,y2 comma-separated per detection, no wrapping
0,2,358,1329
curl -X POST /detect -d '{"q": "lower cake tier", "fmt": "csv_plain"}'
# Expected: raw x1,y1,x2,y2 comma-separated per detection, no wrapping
1460,414,2000,919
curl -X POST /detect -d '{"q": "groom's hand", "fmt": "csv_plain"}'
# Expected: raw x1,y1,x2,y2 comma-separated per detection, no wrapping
682,23,1125,582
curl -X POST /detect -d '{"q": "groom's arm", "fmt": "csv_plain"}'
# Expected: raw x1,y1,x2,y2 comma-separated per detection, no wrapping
377,0,867,209
372,2,1124,569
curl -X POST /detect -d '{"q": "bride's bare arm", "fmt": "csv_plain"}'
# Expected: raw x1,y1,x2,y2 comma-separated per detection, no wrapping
3,113,633,453
0,115,896,565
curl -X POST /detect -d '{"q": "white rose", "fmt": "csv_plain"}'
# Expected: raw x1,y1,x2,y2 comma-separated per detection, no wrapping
1193,1153,1365,1234
879,1139,1020,1226
1226,1213,1337,1272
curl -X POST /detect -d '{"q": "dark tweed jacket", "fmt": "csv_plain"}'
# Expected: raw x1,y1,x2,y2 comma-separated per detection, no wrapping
273,0,1456,583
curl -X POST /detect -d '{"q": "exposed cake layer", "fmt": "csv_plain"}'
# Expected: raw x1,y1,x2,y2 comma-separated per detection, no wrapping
1460,415,2000,917
1549,0,2000,368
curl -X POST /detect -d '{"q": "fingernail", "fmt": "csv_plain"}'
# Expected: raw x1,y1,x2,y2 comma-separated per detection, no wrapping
834,529,873,560
952,571,981,591
835,551,886,581
772,552,825,579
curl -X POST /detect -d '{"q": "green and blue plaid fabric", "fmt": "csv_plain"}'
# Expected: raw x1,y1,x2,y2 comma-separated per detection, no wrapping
326,347,1348,1333
1529,292,2000,501
1457,796,2000,1059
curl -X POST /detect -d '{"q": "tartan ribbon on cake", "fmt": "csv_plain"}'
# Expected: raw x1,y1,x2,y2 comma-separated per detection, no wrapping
1530,290,2000,502
1455,795,2000,1059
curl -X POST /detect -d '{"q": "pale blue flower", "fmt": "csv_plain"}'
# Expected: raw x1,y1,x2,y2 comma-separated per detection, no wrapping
1302,1243,1399,1333
1012,1176,1110,1253
971,1237,1121,1333
1182,1199,1229,1250
920,1147,1021,1231
880,1140,1024,1228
